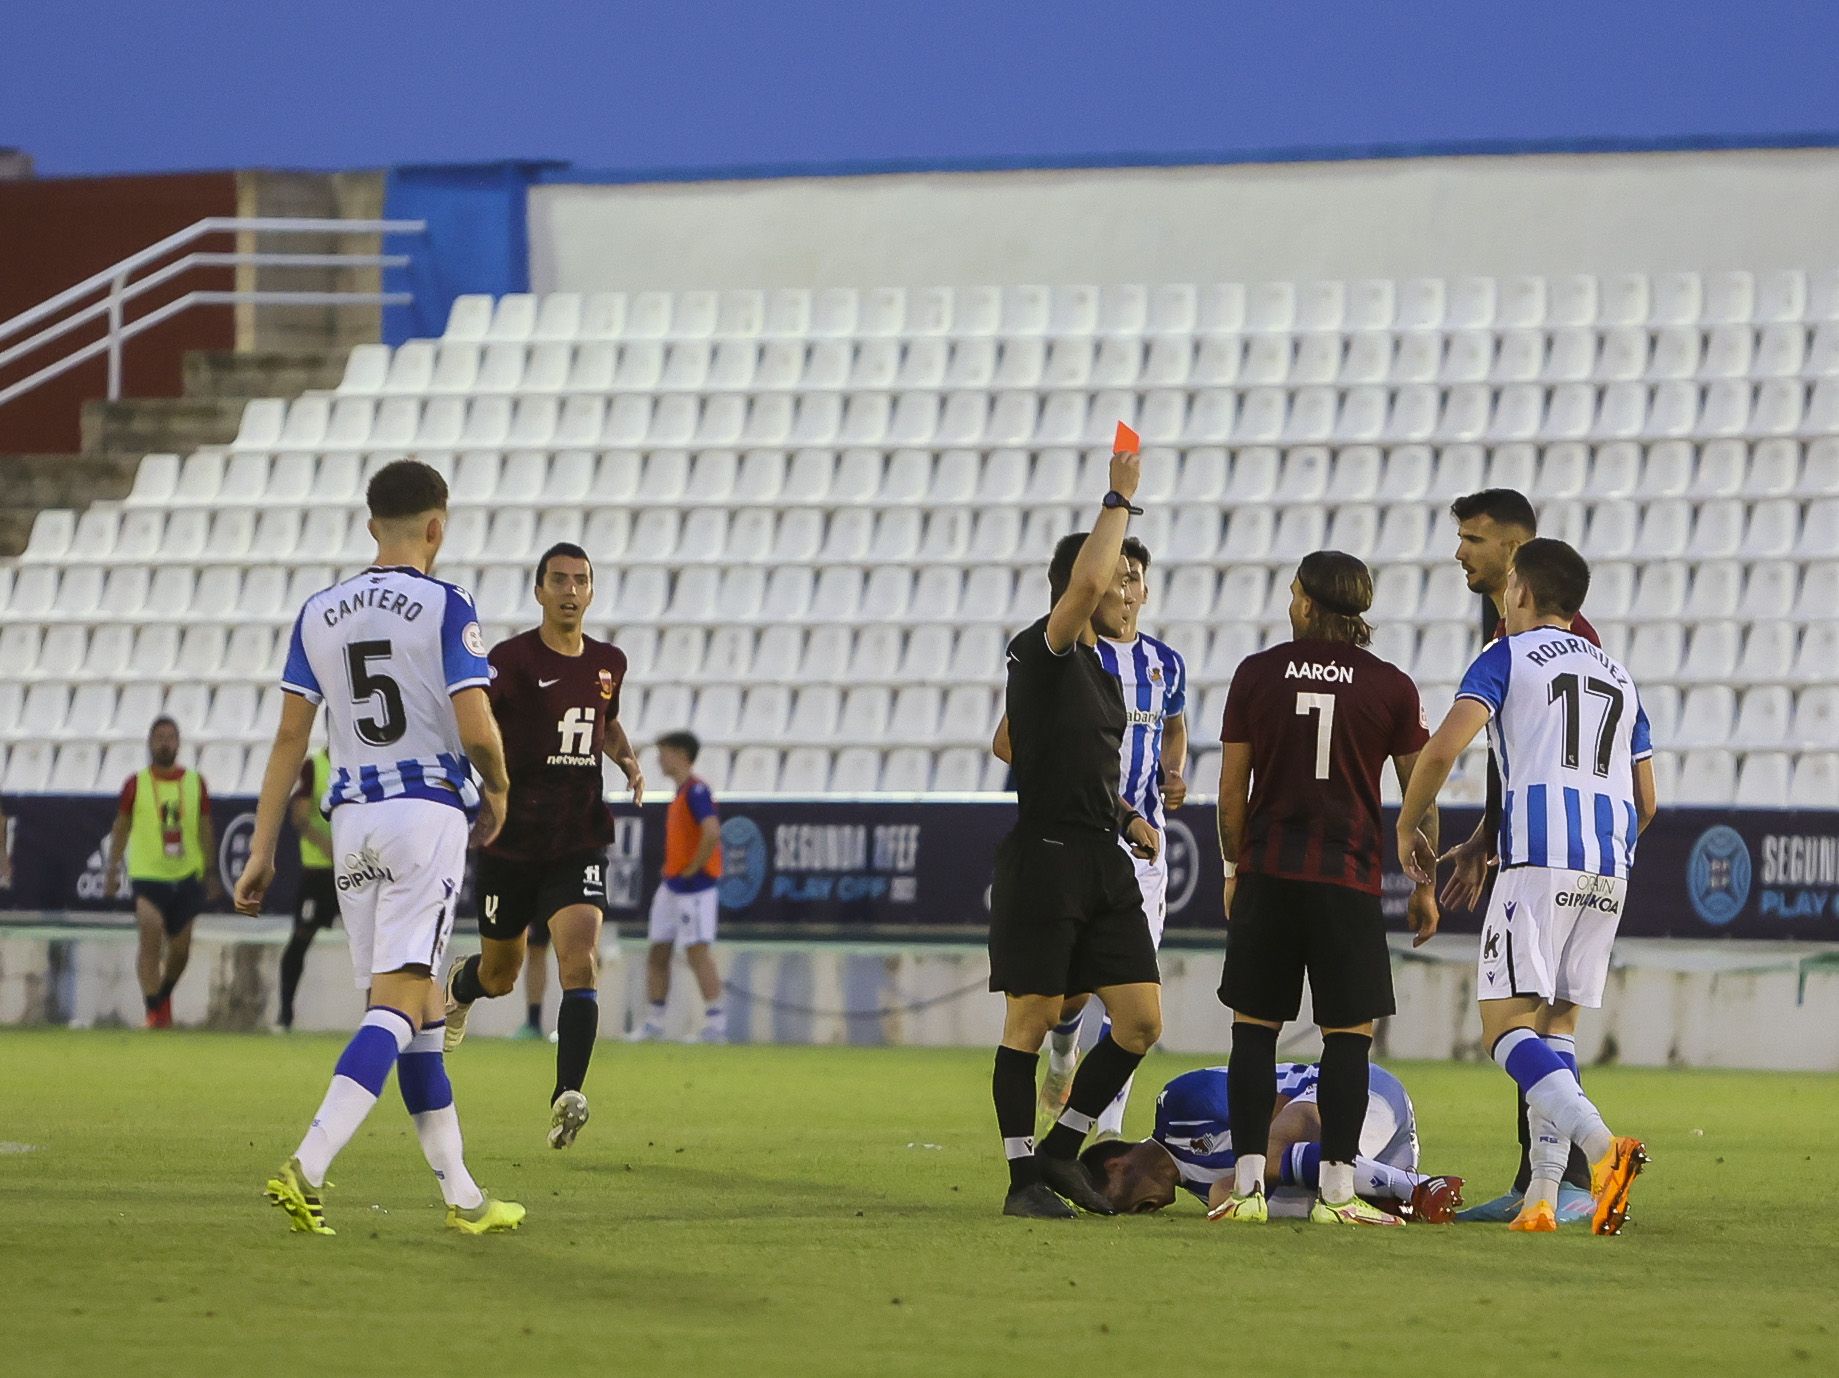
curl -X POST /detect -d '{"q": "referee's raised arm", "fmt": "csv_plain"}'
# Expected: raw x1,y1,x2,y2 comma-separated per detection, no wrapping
1044,450,1142,653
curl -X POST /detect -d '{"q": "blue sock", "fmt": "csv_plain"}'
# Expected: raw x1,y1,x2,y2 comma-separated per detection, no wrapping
295,1005,414,1185
1280,1141,1322,1189
333,1005,414,1095
1543,1033,1580,1081
398,1021,454,1114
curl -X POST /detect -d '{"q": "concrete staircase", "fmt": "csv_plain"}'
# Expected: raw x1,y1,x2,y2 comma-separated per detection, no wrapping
0,349,346,556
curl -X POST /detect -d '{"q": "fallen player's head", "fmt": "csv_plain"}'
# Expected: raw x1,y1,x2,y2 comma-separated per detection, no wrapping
1079,1138,1180,1214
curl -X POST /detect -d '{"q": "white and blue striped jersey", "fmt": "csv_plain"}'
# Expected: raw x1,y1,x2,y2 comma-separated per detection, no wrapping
1153,1063,1322,1200
1456,626,1653,878
280,565,492,818
1095,633,1188,830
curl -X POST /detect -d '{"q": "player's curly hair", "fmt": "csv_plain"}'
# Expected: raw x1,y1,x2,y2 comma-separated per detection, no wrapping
1296,550,1374,647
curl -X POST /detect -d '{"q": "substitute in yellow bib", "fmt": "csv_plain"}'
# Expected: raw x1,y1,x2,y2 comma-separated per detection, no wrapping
104,716,223,1027
277,746,335,1031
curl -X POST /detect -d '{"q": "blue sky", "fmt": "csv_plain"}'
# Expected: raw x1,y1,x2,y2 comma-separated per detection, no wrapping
6,1,1838,177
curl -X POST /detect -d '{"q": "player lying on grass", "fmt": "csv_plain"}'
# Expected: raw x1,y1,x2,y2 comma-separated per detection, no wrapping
1079,1063,1464,1221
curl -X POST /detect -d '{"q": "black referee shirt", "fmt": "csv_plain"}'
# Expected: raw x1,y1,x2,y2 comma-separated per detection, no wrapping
1004,615,1126,835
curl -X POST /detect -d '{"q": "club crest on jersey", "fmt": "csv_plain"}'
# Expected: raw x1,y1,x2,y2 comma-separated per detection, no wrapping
1149,666,1163,683
598,669,614,700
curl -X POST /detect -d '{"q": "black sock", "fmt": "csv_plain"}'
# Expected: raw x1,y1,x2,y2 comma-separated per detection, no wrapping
1039,1035,1143,1159
1317,1031,1373,1165
1513,1089,1534,1193
992,1046,1041,1191
154,978,176,1004
278,924,314,1025
451,952,487,1005
551,989,598,1104
1226,1022,1279,1166
144,992,161,1013
526,1002,543,1031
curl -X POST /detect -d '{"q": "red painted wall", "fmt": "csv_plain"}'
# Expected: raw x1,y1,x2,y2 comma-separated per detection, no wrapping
0,173,238,454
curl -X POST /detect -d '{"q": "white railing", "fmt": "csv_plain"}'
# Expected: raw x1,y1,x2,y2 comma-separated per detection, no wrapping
0,217,426,411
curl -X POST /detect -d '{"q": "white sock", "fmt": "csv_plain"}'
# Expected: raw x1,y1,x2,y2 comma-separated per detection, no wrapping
399,1026,483,1210
703,1003,725,1031
295,1007,414,1186
1527,1107,1569,1208
1048,1018,1082,1075
1320,1160,1357,1205
1093,1072,1133,1138
646,1001,667,1029
414,1105,483,1209
1233,1154,1266,1198
1493,1028,1614,1163
1353,1155,1425,1202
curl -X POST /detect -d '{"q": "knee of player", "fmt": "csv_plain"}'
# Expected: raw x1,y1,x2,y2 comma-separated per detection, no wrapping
558,952,599,989
1109,1012,1162,1053
477,961,520,998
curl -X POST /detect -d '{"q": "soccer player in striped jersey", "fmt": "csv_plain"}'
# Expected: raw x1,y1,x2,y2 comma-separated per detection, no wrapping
1399,538,1657,1235
1442,488,1603,1221
992,537,1187,1137
1079,1063,1463,1221
235,459,522,1236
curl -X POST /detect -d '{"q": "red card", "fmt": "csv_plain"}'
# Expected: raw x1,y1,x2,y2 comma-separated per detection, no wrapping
1114,421,1140,454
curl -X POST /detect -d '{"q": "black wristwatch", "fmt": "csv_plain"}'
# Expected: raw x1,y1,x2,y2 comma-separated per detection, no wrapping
1103,490,1143,516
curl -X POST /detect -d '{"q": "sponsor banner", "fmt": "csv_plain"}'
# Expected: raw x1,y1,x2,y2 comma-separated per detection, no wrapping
3,795,1836,941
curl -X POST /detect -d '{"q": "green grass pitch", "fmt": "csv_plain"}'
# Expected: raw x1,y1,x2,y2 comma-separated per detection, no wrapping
2,1031,1834,1377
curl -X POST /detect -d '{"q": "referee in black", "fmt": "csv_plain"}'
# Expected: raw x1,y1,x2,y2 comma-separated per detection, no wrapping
990,445,1163,1219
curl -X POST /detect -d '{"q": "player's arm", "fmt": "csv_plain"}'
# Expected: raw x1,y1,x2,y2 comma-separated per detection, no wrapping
1630,694,1658,836
1397,700,1490,885
234,692,319,915
1633,757,1658,834
1217,740,1251,918
0,800,11,885
1393,750,1441,946
683,816,722,876
454,686,511,848
603,715,645,804
991,714,1012,765
102,804,131,900
1045,449,1140,653
1160,712,1188,808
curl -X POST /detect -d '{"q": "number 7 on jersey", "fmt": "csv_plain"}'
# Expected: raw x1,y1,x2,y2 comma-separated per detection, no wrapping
1295,692,1336,780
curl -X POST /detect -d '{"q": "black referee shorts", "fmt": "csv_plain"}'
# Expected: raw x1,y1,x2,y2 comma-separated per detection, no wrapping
988,827,1160,997
1219,872,1395,1028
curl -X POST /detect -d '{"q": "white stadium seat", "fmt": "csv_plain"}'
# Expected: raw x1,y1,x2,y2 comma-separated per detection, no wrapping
3,270,1836,801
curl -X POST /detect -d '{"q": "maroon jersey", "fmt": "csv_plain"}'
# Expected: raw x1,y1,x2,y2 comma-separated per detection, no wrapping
485,628,628,862
1221,639,1428,894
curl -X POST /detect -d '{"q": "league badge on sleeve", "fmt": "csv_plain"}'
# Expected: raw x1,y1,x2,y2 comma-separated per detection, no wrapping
598,668,614,700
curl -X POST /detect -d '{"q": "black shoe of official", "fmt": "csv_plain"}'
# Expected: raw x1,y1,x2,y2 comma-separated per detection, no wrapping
1002,1182,1079,1219
1036,1154,1118,1216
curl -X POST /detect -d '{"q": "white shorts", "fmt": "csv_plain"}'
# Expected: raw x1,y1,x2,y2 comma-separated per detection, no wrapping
1289,1066,1420,1171
1479,866,1626,1009
647,885,719,947
329,798,465,990
1130,843,1168,949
